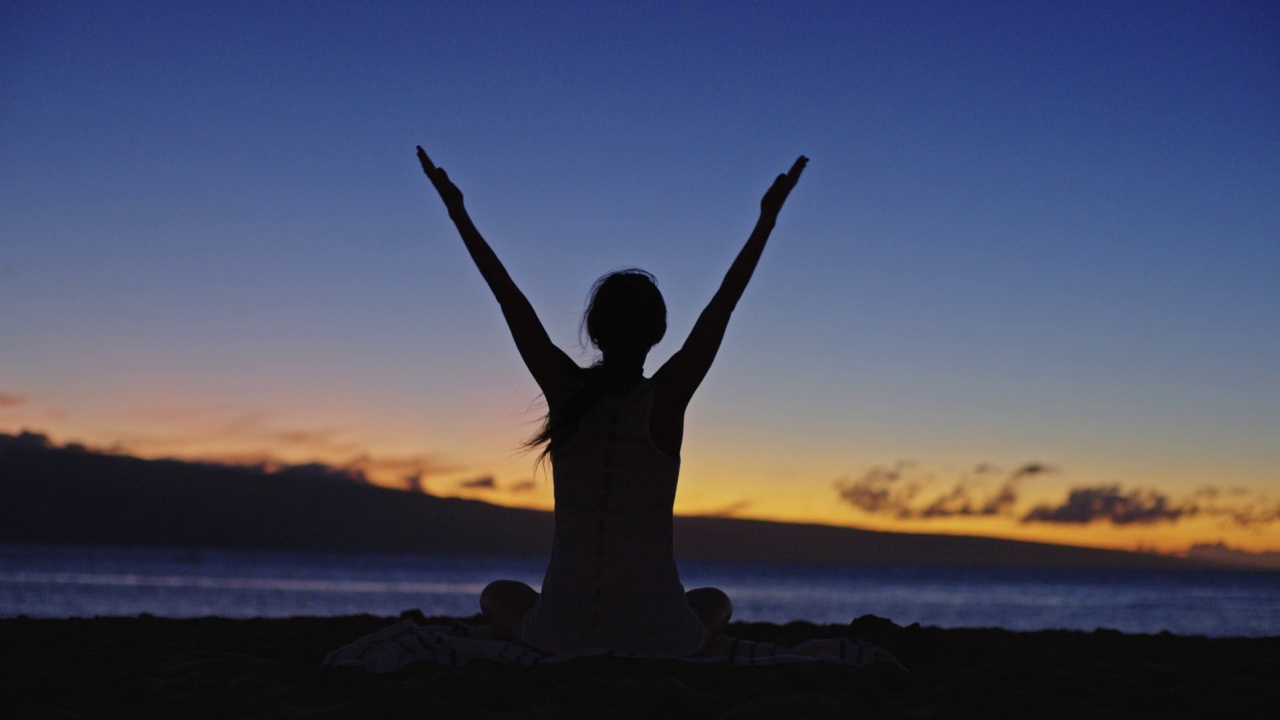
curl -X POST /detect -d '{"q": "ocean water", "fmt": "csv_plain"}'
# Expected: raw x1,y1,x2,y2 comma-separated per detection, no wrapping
2,544,1277,637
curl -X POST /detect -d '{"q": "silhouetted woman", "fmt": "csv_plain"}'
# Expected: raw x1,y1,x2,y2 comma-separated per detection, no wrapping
417,146,806,655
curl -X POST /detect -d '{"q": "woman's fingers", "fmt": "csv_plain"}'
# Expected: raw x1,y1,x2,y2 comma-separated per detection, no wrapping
416,146,436,173
787,155,808,183
760,157,806,215
416,147,456,191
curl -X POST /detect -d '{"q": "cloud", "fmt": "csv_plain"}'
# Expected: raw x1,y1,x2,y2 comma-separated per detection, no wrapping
272,462,368,484
1022,480,1277,529
917,483,1017,518
1009,462,1055,481
1199,498,1280,527
109,405,463,489
981,481,1020,515
345,453,459,484
1193,486,1222,500
1021,484,1192,525
457,475,496,490
269,429,347,448
0,431,373,484
1185,486,1279,527
118,407,365,457
834,462,920,518
0,393,26,409
837,461,1052,519
701,500,752,518
1019,482,1280,529
916,484,977,518
456,476,541,494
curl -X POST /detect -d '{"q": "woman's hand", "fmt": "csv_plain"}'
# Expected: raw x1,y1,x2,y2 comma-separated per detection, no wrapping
417,146,465,213
412,144,580,396
760,155,808,219
656,154,808,413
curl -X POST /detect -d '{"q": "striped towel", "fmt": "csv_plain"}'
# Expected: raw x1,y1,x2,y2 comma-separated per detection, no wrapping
322,620,900,673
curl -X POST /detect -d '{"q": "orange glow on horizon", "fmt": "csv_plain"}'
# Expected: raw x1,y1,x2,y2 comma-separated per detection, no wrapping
437,479,1280,557
5,419,1278,559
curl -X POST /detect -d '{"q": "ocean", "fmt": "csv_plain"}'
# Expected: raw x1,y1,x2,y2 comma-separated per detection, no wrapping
2,544,1277,637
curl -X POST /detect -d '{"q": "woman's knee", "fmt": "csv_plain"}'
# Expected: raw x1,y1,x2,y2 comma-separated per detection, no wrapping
687,587,732,648
480,580,537,619
688,586,730,607
687,587,732,623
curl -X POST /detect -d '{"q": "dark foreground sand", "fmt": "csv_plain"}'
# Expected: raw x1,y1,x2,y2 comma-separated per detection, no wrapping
3,613,1277,718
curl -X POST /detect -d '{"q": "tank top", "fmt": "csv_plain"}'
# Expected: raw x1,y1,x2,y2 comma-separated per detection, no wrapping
521,378,704,655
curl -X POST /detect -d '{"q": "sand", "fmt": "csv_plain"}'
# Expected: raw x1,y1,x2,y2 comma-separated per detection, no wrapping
3,613,1277,718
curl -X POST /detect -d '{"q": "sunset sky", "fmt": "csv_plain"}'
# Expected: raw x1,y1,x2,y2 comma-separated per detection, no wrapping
3,1,1277,555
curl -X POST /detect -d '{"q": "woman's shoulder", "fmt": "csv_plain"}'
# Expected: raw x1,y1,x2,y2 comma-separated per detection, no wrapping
544,364,590,408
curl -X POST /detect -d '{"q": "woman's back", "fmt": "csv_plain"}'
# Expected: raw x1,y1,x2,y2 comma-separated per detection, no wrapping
521,379,704,655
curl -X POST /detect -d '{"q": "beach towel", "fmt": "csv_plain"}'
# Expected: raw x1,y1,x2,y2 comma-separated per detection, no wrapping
322,619,900,673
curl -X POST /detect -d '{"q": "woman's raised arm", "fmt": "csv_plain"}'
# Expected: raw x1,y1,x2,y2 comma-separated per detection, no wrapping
417,146,578,396
656,156,807,408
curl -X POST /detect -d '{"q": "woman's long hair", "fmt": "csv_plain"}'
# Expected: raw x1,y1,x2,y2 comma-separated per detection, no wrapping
525,269,666,463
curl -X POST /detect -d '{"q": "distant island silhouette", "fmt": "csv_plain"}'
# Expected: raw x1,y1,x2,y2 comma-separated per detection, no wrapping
0,431,1245,570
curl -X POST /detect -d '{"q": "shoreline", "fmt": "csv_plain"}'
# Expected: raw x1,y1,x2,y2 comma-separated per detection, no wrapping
4,614,1277,717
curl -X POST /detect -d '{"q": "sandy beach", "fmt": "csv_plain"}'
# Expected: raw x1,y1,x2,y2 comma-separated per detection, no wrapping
3,613,1276,718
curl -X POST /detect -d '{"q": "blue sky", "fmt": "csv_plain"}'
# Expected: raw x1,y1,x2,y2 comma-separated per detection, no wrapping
2,1,1278,553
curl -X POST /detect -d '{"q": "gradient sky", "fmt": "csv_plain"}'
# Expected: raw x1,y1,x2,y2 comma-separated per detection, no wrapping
3,1,1278,555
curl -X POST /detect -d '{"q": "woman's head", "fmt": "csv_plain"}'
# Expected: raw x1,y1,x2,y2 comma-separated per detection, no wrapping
583,269,666,359
524,269,665,460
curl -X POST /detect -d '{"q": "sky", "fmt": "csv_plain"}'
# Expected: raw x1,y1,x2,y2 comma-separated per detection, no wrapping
2,1,1278,556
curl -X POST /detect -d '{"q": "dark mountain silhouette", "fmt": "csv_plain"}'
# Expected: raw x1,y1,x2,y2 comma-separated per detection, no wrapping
0,432,1210,569
0,432,553,556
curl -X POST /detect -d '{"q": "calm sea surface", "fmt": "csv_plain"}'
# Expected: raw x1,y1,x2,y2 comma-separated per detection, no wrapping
2,544,1277,637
